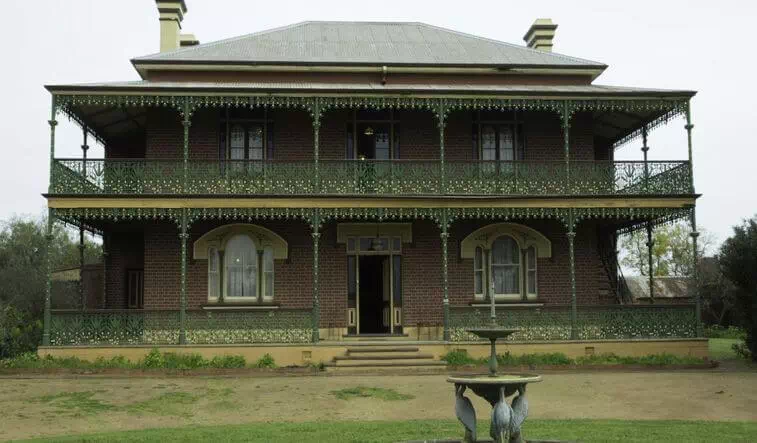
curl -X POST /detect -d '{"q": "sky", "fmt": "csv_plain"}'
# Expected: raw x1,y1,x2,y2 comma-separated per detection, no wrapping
1,0,755,250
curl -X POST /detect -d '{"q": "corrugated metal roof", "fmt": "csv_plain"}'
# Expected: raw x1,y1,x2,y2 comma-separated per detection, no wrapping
46,80,694,97
133,21,605,68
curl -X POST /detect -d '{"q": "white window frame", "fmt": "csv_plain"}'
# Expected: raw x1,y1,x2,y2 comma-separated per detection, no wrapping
223,234,259,301
208,247,220,301
489,235,522,301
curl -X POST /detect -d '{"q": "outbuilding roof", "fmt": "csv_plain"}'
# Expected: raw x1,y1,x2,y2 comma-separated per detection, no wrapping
132,21,606,69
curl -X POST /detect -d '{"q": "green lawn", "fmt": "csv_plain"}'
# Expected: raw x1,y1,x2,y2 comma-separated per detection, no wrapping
710,338,742,361
18,419,757,443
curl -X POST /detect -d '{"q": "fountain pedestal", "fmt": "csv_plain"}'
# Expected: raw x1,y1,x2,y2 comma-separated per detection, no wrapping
447,327,542,443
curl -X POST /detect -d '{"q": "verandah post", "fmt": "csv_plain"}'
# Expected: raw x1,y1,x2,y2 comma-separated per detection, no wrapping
179,208,189,345
43,96,57,346
441,208,450,341
562,101,571,190
182,99,191,193
43,209,54,346
79,126,88,311
311,209,321,343
685,103,702,336
438,100,446,194
641,125,655,302
313,98,321,193
567,209,578,340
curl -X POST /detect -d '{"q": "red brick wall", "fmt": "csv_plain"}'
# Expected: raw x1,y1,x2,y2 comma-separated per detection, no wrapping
104,230,144,309
127,109,598,162
111,219,613,326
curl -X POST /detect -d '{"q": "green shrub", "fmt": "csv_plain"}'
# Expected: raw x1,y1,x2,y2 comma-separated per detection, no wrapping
441,349,477,366
732,342,752,360
253,353,276,368
209,355,246,369
704,325,747,339
140,348,165,368
497,351,573,366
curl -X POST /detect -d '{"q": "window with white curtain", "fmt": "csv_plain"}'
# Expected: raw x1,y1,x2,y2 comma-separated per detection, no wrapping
526,246,537,296
474,246,484,297
491,236,520,296
225,234,258,299
262,247,274,301
208,247,220,300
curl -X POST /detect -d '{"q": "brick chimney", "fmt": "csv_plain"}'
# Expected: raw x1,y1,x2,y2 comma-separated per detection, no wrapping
156,1,194,52
523,19,558,52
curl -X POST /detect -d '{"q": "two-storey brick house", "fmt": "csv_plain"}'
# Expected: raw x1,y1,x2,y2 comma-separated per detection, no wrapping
40,1,705,365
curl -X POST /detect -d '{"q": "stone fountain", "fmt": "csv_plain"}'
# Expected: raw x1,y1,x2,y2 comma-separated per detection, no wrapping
446,285,542,443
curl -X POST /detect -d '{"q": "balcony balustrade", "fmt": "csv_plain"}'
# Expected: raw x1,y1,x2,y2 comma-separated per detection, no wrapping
50,158,692,197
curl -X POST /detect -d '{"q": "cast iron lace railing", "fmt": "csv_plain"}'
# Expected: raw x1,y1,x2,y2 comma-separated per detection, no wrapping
50,158,693,196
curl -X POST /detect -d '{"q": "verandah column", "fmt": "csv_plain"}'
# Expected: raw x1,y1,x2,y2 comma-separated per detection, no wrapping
182,100,191,193
43,210,54,346
685,103,702,336
312,98,321,192
437,100,446,193
641,126,655,302
311,209,321,343
179,208,189,345
441,208,450,341
567,209,578,340
79,126,89,311
43,96,57,346
562,102,578,339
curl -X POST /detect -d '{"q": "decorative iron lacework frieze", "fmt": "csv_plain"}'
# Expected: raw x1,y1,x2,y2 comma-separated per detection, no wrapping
448,305,697,342
446,208,571,229
186,96,315,119
188,208,314,225
574,206,693,228
442,98,565,116
52,207,183,223
317,96,441,121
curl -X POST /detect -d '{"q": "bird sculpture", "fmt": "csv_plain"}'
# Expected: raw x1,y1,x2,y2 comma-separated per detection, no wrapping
490,386,513,443
509,385,529,443
454,384,477,442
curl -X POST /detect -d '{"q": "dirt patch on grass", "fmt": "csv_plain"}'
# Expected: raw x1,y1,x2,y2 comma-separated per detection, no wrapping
2,370,757,441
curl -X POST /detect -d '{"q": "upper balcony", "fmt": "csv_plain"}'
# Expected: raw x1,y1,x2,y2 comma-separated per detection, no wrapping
50,158,692,197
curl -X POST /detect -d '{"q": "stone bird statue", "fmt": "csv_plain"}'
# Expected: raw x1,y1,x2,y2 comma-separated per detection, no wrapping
490,386,513,443
454,384,476,442
509,385,529,443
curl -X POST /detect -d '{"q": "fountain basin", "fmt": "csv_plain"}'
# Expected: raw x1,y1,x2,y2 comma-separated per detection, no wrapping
448,373,541,407
466,328,519,341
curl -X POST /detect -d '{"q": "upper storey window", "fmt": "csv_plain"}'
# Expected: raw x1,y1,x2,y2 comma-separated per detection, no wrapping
346,110,401,160
219,108,273,161
473,110,525,161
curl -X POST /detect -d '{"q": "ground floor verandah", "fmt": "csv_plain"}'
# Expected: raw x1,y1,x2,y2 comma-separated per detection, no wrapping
44,203,700,349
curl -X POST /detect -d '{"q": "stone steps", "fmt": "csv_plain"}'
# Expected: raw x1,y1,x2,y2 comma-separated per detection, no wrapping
325,344,445,372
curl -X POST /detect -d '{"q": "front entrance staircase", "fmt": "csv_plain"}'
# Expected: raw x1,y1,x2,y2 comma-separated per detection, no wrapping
324,344,446,372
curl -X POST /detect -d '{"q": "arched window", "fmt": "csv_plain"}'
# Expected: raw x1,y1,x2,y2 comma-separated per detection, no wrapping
461,223,549,302
195,224,287,304
208,247,220,300
491,236,520,296
225,234,258,299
